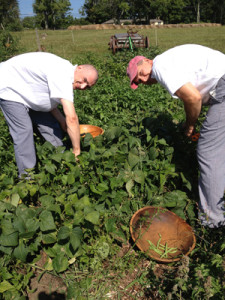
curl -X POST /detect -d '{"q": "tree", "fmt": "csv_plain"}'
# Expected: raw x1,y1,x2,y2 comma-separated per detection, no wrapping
80,0,225,25
33,0,72,30
80,0,130,24
0,0,22,30
22,16,36,29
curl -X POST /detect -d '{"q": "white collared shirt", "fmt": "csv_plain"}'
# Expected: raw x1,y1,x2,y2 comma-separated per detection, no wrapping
152,44,225,104
0,52,77,111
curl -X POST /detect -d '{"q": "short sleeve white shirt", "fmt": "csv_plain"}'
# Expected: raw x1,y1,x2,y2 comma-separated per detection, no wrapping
0,52,77,111
151,44,225,104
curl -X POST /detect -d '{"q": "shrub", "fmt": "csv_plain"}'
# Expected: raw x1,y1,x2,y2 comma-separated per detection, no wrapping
0,30,20,62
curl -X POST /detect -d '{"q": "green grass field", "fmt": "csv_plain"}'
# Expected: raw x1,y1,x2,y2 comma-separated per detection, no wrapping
14,25,225,61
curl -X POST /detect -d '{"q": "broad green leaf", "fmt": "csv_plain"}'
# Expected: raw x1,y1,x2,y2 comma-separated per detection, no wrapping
63,151,76,163
128,152,140,168
0,280,14,293
158,138,167,145
0,232,19,246
73,166,80,178
105,218,116,233
180,172,192,191
44,257,53,271
39,210,56,231
18,184,28,199
25,218,40,232
165,146,174,156
0,245,13,255
37,173,47,185
67,173,75,185
128,136,139,148
51,153,63,162
61,174,68,185
39,195,54,206
11,193,20,207
52,254,69,273
42,231,57,244
104,126,122,141
73,210,84,225
172,208,186,220
164,190,188,208
65,203,74,216
68,193,79,204
133,170,145,185
13,217,26,233
90,183,102,195
46,204,61,215
74,196,91,210
13,242,29,262
45,163,56,175
110,177,123,189
126,179,134,197
149,147,158,160
96,182,108,193
28,185,39,197
85,210,100,225
83,133,93,147
58,226,70,241
70,227,83,251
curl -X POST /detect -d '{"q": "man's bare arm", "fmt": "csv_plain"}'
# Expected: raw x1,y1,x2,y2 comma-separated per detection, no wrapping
50,107,67,132
175,82,202,137
60,99,81,157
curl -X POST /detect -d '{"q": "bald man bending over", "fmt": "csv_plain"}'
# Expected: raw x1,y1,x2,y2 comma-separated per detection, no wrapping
0,52,98,177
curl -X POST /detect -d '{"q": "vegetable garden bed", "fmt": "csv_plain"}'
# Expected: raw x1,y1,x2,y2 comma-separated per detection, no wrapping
0,45,224,299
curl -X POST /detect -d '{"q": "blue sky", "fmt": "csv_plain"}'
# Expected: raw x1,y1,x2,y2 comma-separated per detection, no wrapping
18,0,84,18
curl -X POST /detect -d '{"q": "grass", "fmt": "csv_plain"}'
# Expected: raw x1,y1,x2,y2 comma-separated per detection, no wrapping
13,25,225,62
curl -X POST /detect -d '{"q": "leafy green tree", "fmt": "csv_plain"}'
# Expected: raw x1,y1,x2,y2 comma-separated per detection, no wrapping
81,0,225,25
80,0,130,24
0,30,20,62
166,0,187,23
33,0,72,29
22,16,36,29
200,0,225,24
0,0,22,30
80,0,110,24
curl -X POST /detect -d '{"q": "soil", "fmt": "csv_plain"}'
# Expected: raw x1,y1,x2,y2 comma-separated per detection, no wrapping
27,252,67,300
26,244,172,300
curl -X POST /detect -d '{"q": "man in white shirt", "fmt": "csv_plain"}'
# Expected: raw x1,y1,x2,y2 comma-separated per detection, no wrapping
0,52,98,177
127,44,225,229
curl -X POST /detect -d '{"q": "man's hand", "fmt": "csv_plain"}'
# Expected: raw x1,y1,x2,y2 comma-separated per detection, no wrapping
73,149,80,157
182,123,195,137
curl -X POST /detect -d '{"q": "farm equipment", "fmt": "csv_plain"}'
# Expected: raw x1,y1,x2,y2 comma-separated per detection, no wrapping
109,30,149,54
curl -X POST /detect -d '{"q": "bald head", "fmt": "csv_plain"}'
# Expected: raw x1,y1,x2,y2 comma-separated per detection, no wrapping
74,64,98,90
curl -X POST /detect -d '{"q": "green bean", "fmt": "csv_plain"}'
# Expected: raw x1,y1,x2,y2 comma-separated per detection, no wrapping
147,234,178,259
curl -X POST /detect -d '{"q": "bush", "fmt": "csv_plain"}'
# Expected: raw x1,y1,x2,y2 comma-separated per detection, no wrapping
0,30,20,62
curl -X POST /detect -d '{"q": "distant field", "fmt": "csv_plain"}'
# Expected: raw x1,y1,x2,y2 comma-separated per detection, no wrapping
14,25,225,61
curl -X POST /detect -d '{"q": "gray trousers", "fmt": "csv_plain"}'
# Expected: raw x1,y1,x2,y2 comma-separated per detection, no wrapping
197,75,225,228
0,99,63,176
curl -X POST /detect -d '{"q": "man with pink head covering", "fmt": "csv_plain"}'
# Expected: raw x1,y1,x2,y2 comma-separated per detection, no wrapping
127,44,225,229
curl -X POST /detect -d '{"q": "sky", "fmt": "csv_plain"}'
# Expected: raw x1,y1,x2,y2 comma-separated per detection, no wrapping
18,0,85,18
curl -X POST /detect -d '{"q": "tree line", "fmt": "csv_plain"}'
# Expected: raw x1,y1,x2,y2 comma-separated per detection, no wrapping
0,0,225,31
81,0,225,25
